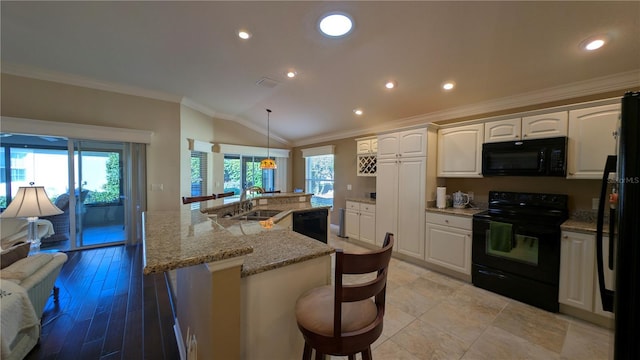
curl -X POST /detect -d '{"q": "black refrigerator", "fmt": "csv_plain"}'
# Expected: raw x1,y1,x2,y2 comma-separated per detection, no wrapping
596,91,640,359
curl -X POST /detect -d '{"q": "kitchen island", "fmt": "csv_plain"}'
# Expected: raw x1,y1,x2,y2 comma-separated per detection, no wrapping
143,194,334,360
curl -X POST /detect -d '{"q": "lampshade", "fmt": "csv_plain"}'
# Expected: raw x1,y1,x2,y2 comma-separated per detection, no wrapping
259,158,277,170
260,108,277,170
0,186,63,218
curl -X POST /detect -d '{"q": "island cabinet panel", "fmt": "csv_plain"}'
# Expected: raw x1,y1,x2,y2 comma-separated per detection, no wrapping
567,103,620,179
241,256,331,360
177,260,244,360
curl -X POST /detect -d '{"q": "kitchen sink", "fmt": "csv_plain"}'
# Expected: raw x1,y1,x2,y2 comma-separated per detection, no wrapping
235,209,282,220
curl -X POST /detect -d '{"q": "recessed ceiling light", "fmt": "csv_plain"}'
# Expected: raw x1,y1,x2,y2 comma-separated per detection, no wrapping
353,109,363,116
319,13,353,37
581,35,608,51
385,81,396,89
442,82,455,91
238,30,252,40
286,71,297,78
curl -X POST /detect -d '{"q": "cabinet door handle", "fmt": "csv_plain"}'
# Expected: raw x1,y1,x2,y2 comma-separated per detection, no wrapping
523,134,527,138
445,219,449,223
569,172,575,176
562,235,568,239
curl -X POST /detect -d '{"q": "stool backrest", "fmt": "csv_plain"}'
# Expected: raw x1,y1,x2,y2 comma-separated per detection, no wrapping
333,232,394,337
181,194,217,204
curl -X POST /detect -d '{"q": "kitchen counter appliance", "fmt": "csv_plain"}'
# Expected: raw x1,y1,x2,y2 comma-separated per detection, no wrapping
482,136,567,177
472,191,568,312
293,208,329,243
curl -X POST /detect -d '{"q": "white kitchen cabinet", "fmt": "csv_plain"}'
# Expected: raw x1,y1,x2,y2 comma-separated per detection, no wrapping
484,111,568,143
356,137,378,177
559,231,595,311
377,128,427,160
356,137,378,154
559,230,614,319
345,201,376,244
425,212,472,275
376,157,426,258
484,117,521,143
437,123,483,177
567,104,620,179
594,235,614,319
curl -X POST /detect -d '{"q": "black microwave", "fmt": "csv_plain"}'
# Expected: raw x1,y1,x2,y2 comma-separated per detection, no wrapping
482,136,567,176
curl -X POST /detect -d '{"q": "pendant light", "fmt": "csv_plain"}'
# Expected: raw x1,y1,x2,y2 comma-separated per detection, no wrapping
259,108,277,170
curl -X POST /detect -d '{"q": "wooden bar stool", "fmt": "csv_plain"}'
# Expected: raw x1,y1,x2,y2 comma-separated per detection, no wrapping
295,233,394,359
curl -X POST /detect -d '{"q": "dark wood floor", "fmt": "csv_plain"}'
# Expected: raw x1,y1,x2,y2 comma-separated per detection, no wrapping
26,244,179,360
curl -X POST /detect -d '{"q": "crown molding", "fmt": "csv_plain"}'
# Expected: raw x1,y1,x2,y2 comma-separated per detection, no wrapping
291,69,640,147
1,62,182,103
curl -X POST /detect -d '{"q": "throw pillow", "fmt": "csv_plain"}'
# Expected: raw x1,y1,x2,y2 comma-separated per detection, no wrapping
0,242,31,269
54,193,70,211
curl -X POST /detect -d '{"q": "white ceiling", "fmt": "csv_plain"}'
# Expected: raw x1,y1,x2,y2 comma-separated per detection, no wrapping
2,1,639,146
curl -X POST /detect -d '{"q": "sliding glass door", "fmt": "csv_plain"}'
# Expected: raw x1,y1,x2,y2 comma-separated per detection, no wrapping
1,133,144,251
74,140,126,248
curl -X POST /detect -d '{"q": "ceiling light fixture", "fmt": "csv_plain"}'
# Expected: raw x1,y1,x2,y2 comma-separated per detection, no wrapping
286,71,297,78
385,81,396,89
259,109,277,170
353,109,363,116
442,82,455,91
319,12,353,37
238,30,252,40
581,35,608,51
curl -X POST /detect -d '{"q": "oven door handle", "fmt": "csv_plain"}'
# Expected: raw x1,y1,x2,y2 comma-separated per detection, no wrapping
478,269,507,280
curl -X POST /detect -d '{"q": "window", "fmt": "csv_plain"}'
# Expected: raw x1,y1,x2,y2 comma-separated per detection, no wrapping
190,151,207,196
302,145,335,208
223,155,275,195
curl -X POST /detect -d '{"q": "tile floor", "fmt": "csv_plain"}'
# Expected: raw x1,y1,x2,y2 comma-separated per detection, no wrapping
327,234,613,360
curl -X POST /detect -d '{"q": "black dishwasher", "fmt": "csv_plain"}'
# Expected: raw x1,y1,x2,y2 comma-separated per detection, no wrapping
293,209,328,243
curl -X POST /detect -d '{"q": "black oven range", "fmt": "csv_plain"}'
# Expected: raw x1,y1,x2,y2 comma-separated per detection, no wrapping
472,191,568,312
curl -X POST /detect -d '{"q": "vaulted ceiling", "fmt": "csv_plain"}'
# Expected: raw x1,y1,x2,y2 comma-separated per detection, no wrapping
2,1,639,146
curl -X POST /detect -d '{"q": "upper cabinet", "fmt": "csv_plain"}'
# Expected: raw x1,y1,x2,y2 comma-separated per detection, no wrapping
567,104,620,179
356,137,377,177
356,137,378,154
437,124,484,178
484,111,568,143
377,128,427,159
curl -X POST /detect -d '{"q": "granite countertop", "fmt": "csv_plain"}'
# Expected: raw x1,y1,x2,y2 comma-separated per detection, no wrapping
143,200,334,277
426,206,485,217
561,218,610,235
346,197,376,205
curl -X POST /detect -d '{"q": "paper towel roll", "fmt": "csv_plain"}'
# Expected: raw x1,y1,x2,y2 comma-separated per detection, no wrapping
436,187,447,208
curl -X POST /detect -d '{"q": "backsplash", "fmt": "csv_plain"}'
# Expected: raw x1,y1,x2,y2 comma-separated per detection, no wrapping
443,177,601,214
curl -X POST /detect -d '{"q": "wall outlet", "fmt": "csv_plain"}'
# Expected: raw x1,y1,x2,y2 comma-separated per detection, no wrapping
592,198,600,210
347,184,352,191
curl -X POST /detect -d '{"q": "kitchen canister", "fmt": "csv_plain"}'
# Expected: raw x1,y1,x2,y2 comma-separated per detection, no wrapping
436,187,447,208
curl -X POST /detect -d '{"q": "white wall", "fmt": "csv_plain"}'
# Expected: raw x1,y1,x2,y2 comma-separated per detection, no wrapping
1,73,181,211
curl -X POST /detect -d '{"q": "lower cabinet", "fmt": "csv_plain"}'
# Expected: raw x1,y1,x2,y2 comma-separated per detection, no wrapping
559,230,614,319
425,212,472,276
345,201,376,244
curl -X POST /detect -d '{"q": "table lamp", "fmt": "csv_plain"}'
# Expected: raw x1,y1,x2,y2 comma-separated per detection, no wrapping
0,184,63,249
